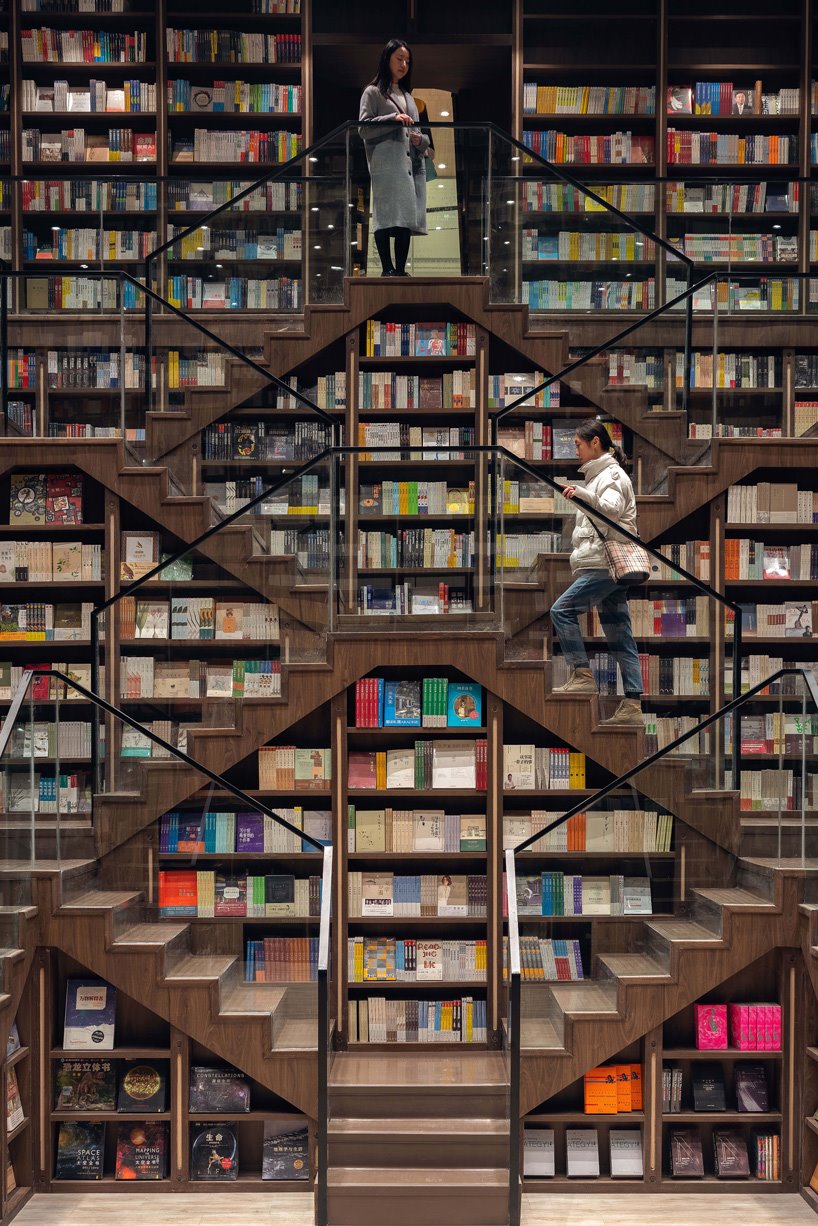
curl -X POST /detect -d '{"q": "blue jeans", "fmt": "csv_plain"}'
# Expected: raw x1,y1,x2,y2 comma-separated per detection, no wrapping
550,568,643,697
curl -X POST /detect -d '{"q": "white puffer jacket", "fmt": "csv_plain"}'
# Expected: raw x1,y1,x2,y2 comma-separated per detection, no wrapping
568,452,638,574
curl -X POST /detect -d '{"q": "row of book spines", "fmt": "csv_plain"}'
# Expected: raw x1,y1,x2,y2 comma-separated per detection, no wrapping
165,31,302,64
22,182,158,210
7,721,94,756
675,352,778,389
723,541,818,581
502,811,673,854
202,421,333,460
167,81,302,113
358,531,474,570
359,370,478,410
349,810,486,854
347,873,487,919
521,130,655,164
23,80,157,112
584,597,709,640
22,130,157,160
509,874,653,918
348,937,488,982
257,747,331,792
583,1064,644,1114
118,597,279,642
364,321,477,359
725,601,818,639
523,84,656,116
122,661,282,703
21,30,147,63
166,277,303,312
0,663,93,701
733,769,816,810
158,870,322,917
0,541,102,583
667,131,795,165
348,996,487,1044
726,483,818,525
524,280,656,311
353,677,474,728
503,748,586,789
244,937,318,982
0,602,93,639
501,935,584,982
158,809,329,854
348,741,488,791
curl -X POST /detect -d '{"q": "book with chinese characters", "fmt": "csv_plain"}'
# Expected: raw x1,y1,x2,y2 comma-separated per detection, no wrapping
189,1123,239,1180
261,1121,310,1180
63,979,116,1050
54,1057,117,1111
115,1122,168,1180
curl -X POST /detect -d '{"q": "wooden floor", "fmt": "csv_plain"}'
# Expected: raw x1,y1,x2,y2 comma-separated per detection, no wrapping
11,1192,818,1225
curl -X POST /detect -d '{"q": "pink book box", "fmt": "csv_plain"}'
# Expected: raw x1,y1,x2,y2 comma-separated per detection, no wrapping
695,1003,728,1049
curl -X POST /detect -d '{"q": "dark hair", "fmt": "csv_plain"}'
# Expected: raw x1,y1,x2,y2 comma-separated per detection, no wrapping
371,38,413,97
576,416,628,467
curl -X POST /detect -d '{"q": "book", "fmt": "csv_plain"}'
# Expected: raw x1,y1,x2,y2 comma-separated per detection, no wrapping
6,1023,20,1058
120,532,160,581
46,474,83,524
669,1128,704,1177
261,1121,310,1180
117,1062,168,1113
583,1066,619,1114
361,872,393,917
523,1128,555,1177
735,1063,769,1112
695,1003,727,1049
692,1063,726,1111
609,1129,643,1177
713,1128,750,1177
115,1122,168,1180
55,1121,105,1179
383,680,421,727
6,1067,24,1132
55,1058,117,1111
10,474,46,524
63,979,116,1050
189,1122,239,1180
446,681,482,727
565,1128,599,1177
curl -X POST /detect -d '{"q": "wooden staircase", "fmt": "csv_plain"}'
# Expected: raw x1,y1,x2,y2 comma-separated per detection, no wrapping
326,1051,509,1226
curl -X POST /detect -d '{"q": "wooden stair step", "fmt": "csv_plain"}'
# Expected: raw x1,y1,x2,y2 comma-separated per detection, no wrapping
61,888,142,911
113,922,189,948
548,982,619,1015
520,1018,564,1049
646,918,721,943
219,981,289,1016
691,887,776,909
330,1051,507,1087
595,952,669,980
164,953,235,981
328,1167,507,1186
329,1118,509,1137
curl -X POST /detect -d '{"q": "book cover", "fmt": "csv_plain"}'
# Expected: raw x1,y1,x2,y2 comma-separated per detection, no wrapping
10,474,46,524
54,1058,117,1111
523,1127,555,1177
692,1063,726,1112
117,1062,168,1113
46,474,83,524
6,1022,20,1059
413,810,444,852
713,1128,750,1177
695,1003,727,1049
446,681,482,727
609,1129,643,1177
583,1066,619,1114
120,532,160,581
361,872,393,917
415,940,444,981
437,874,468,917
63,979,116,1050
55,1121,105,1179
669,1128,704,1177
431,740,476,789
6,1067,24,1132
383,680,421,727
565,1128,599,1177
261,1122,310,1181
189,1123,239,1180
115,1122,168,1180
735,1063,769,1112
189,1068,250,1114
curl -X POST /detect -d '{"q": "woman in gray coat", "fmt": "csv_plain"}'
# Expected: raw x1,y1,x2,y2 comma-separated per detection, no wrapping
359,39,429,276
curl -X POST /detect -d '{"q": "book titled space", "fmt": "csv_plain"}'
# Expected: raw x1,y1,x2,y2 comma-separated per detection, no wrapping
63,979,116,1050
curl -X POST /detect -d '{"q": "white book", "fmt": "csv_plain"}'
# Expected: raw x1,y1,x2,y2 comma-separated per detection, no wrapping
609,1129,643,1177
432,740,475,789
566,1128,599,1177
385,748,414,790
523,1128,555,1177
360,872,393,918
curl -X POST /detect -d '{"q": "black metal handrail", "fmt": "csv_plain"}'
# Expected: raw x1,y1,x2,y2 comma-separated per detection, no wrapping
514,665,818,856
505,846,522,1226
316,840,333,1226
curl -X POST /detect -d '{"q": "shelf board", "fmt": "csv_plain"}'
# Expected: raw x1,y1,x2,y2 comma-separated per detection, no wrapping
22,111,157,122
346,726,487,737
726,522,818,532
516,851,674,860
51,1111,172,1122
349,789,486,799
347,980,487,991
4,1046,30,1071
187,1111,307,1122
347,1040,487,1050
158,852,323,861
348,852,488,862
663,1048,783,1060
51,1048,171,1060
348,917,486,927
526,1110,645,1123
525,1176,646,1189
359,357,476,367
0,523,104,534
19,61,157,73
167,62,302,73
174,914,320,924
805,1115,818,1136
663,1111,782,1123
168,110,301,123
516,913,665,923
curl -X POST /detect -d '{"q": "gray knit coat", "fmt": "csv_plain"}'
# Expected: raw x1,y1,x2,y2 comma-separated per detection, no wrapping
359,84,429,235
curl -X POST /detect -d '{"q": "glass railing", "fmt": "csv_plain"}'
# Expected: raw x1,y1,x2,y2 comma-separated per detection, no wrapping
503,665,817,1196
0,268,338,496
0,667,333,1073
91,452,336,772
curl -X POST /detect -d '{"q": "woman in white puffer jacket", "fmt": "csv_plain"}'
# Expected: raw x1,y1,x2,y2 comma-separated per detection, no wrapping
549,418,644,726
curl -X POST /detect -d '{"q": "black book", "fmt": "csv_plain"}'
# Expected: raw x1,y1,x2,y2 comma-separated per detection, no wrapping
735,1063,769,1113
692,1063,726,1112
669,1128,704,1177
189,1067,250,1113
713,1128,750,1178
190,1123,239,1181
117,1062,168,1113
261,1122,310,1181
55,1122,105,1180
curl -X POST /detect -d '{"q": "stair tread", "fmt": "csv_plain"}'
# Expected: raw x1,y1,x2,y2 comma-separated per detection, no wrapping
220,982,289,1014
329,1118,509,1136
692,887,775,908
548,982,618,1012
520,1018,563,1049
596,953,668,978
114,922,188,946
330,1052,507,1086
647,918,721,941
166,953,235,979
62,889,142,909
327,1167,507,1187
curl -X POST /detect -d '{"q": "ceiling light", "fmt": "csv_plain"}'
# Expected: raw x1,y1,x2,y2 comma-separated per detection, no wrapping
440,110,450,117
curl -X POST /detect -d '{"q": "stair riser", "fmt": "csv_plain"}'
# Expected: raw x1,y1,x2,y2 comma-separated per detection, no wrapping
3,831,94,861
687,894,725,937
327,1188,507,1226
738,864,776,902
330,1087,507,1119
741,828,809,858
328,1135,508,1168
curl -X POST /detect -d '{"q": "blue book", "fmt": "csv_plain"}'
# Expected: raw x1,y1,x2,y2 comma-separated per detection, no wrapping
446,681,482,728
383,680,421,727
63,978,116,1050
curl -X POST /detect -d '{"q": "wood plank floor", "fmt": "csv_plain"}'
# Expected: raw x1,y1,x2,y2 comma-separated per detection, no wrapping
11,1192,818,1226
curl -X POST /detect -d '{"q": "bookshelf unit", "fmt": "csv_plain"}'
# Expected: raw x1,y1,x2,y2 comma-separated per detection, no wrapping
2,975,33,1224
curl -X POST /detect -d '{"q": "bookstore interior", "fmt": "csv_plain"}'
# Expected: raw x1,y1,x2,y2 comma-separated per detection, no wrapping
5,0,818,1224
